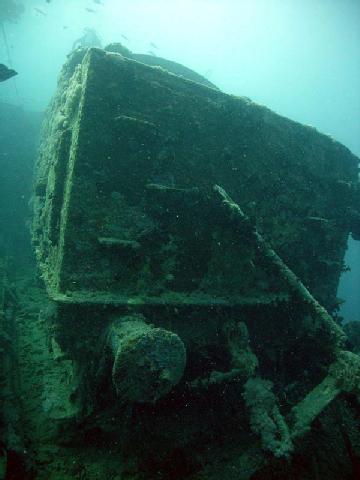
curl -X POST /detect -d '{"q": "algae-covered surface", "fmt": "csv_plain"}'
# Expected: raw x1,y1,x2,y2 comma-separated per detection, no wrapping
33,49,358,310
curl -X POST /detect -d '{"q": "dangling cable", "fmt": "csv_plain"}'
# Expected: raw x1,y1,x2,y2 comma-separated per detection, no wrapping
0,21,21,105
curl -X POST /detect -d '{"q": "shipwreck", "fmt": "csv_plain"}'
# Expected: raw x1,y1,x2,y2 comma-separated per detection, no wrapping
1,46,360,479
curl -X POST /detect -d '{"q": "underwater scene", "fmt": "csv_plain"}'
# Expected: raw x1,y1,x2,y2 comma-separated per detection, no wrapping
1,1,360,478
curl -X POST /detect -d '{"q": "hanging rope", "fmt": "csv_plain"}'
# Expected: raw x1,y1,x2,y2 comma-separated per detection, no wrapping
0,20,21,104
1,22,12,66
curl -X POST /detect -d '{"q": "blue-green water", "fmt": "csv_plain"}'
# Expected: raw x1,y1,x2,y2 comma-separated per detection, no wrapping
1,2,360,479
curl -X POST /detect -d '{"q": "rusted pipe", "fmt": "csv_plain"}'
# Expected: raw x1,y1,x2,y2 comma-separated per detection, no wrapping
108,314,186,403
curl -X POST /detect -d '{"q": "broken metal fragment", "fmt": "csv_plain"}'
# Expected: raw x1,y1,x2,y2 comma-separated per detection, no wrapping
0,64,17,83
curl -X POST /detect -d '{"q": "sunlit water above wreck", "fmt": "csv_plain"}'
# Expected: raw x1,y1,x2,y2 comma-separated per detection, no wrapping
0,0,360,319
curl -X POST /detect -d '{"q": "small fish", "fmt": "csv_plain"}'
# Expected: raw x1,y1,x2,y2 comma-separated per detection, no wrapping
150,42,158,49
85,7,96,13
93,0,103,4
0,64,18,83
34,7,46,16
63,25,68,30
121,34,128,40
